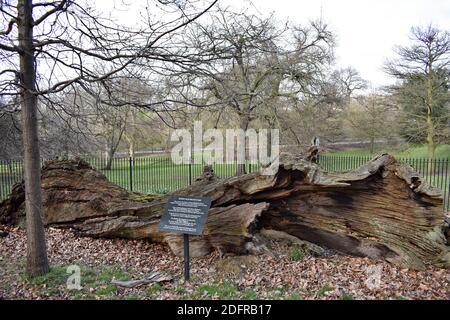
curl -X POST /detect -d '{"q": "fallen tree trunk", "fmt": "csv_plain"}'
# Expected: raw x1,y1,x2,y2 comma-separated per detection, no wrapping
1,154,448,269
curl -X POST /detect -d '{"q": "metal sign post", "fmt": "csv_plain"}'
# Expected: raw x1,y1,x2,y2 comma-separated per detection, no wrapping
184,233,190,281
158,195,212,282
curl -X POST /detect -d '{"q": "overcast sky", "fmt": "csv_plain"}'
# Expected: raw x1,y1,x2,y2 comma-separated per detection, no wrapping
219,0,450,88
73,0,450,89
101,0,449,88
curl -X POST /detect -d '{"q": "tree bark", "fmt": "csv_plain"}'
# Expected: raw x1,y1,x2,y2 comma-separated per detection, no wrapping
370,136,375,154
426,112,435,174
103,118,126,170
104,146,115,170
17,0,49,276
126,111,137,160
426,54,435,163
426,69,436,178
236,114,250,176
104,128,124,170
129,143,135,160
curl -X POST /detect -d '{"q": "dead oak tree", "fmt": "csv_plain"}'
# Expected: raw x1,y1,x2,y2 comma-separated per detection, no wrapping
1,153,448,270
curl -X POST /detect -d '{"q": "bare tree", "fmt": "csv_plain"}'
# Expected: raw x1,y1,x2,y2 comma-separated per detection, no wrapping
0,0,217,276
0,98,22,160
178,8,334,174
330,67,368,103
275,67,366,148
385,25,450,159
343,92,399,154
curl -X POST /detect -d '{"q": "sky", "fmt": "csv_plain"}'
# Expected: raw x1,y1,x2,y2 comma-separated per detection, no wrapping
98,0,449,89
222,0,450,88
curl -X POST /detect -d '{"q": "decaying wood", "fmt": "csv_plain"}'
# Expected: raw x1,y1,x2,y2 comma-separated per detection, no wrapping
259,228,326,256
0,225,8,238
111,271,173,288
0,160,268,258
0,153,448,269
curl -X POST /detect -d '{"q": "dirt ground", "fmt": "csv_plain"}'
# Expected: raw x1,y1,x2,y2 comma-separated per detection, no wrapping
0,226,448,300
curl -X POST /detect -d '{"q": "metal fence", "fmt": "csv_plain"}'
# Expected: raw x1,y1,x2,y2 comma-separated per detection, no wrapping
0,156,262,199
0,155,449,211
85,157,262,194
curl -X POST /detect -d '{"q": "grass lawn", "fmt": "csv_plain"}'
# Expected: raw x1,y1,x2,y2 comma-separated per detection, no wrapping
95,157,260,195
0,156,261,200
0,144,449,208
326,143,450,158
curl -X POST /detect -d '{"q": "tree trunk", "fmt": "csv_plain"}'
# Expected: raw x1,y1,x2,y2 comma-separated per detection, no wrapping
7,160,13,176
129,144,135,160
426,57,435,176
426,113,435,175
104,146,114,170
370,136,375,154
104,125,125,170
426,82,434,161
125,110,136,160
17,0,49,276
1,153,448,270
128,139,135,160
427,110,435,160
236,114,250,176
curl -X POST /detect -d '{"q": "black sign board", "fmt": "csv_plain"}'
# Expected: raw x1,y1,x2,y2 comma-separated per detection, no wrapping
158,195,212,281
158,195,211,235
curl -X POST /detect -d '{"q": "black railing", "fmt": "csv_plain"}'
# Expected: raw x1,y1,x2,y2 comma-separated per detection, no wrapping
0,159,24,200
0,155,448,212
0,156,261,199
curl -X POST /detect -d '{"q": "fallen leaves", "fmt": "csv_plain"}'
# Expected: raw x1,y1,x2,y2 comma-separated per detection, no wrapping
0,226,448,300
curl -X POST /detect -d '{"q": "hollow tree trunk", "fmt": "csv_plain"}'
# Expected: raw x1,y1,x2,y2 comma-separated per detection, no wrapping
17,0,49,276
1,153,448,270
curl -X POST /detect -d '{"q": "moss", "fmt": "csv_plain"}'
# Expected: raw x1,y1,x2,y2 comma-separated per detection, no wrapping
197,283,220,296
290,246,305,261
18,263,134,299
341,292,354,300
20,266,67,287
316,284,333,298
242,288,257,300
196,280,238,299
271,286,288,298
95,285,118,296
174,285,186,294
289,292,302,300
146,283,162,296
